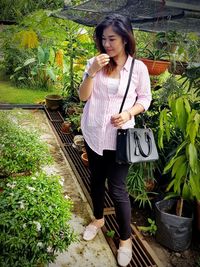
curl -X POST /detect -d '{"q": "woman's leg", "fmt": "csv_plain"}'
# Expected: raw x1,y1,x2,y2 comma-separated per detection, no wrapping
85,143,107,220
104,150,131,240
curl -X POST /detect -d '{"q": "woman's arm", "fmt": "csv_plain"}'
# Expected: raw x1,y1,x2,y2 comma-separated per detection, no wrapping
111,103,144,128
79,54,110,101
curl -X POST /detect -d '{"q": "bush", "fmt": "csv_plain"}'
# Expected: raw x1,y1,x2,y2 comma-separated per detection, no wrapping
0,111,52,176
0,0,64,22
0,173,76,267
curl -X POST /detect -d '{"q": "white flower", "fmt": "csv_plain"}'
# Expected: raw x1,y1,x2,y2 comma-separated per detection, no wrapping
59,178,64,186
23,223,26,229
47,246,53,253
18,201,25,209
6,183,16,189
64,194,70,199
33,221,41,231
26,186,36,191
31,176,37,180
37,242,43,248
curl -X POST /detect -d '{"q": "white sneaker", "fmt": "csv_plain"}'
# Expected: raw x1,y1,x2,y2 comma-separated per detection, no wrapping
83,224,100,241
117,246,132,267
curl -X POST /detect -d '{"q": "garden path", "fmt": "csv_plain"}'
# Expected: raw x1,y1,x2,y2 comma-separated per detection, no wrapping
24,109,118,267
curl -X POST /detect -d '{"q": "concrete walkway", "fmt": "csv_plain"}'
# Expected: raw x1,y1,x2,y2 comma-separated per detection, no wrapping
38,111,118,267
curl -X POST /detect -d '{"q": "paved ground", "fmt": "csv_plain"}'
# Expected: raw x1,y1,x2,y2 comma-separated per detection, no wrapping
36,110,118,267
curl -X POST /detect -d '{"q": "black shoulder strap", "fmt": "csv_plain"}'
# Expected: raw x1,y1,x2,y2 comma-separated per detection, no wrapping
119,58,135,113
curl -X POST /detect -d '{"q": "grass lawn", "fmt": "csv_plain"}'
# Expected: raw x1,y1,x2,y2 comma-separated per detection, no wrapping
0,81,60,104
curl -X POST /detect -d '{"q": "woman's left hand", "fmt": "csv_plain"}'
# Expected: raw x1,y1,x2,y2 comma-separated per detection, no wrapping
110,111,131,128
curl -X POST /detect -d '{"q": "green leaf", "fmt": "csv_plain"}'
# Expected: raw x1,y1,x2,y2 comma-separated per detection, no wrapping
23,58,36,67
188,143,198,173
171,155,186,177
46,68,56,81
37,46,45,64
14,66,23,72
190,173,200,200
175,97,187,134
182,183,192,200
186,111,200,144
174,163,187,194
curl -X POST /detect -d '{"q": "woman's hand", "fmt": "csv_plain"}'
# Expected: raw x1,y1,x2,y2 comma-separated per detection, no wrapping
89,54,110,76
110,111,131,128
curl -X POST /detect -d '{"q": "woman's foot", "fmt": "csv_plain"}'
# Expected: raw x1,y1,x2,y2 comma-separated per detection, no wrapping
83,218,104,241
117,238,132,267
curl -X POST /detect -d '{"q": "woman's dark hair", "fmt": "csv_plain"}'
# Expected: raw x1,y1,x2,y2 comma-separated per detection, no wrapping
94,14,136,74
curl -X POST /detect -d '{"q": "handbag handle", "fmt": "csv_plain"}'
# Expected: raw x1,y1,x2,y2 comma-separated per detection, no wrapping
119,58,135,113
134,131,152,157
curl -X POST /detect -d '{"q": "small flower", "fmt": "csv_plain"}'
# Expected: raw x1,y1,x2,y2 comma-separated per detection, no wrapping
47,246,53,253
18,201,25,209
26,186,36,191
31,176,37,180
59,180,64,186
23,223,26,229
37,242,43,248
33,221,41,232
6,183,16,189
64,194,70,199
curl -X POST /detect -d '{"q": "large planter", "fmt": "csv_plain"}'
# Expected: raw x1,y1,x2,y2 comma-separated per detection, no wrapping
140,58,170,76
45,94,63,110
155,199,193,251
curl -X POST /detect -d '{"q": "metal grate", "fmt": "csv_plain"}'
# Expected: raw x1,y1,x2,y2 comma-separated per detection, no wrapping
46,108,163,267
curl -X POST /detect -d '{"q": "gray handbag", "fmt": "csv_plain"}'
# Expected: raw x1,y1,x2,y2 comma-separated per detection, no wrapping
116,59,159,164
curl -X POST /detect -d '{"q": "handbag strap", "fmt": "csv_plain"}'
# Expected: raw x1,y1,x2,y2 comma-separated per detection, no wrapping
134,131,152,157
119,58,135,113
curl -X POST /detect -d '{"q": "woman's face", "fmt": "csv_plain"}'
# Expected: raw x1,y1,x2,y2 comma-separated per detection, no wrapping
102,25,126,58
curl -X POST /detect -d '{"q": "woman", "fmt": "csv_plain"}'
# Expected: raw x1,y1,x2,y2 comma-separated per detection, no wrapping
79,14,151,267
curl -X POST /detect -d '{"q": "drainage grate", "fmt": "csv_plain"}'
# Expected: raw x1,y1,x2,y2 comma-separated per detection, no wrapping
47,108,163,267
0,105,163,267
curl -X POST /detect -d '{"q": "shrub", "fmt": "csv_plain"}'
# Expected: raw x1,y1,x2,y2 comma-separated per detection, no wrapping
0,173,76,267
0,0,64,22
0,111,52,176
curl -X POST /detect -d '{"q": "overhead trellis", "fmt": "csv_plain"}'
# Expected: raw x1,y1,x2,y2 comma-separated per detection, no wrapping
55,0,200,34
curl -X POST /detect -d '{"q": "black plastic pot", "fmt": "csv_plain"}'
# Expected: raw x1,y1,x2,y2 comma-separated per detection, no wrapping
155,199,193,251
45,94,63,110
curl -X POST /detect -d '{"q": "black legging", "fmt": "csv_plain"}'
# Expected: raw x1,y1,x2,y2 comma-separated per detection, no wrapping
85,142,131,240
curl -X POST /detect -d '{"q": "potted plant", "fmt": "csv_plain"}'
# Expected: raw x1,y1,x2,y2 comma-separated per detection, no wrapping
155,31,184,53
138,47,170,76
127,162,157,208
156,92,200,251
61,119,72,134
45,94,63,110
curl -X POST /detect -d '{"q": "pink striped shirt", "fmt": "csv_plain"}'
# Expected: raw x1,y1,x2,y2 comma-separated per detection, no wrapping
80,55,152,156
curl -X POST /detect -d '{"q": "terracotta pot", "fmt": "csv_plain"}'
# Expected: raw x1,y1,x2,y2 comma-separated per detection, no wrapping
140,58,170,76
61,121,71,134
81,152,89,167
45,94,63,110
